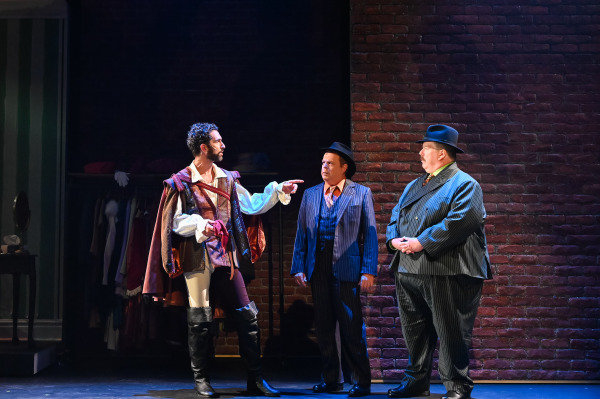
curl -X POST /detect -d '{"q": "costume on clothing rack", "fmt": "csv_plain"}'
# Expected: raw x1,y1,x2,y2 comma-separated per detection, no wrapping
76,189,154,352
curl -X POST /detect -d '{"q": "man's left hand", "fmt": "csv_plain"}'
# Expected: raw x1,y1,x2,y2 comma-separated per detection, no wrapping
282,179,304,194
359,274,375,291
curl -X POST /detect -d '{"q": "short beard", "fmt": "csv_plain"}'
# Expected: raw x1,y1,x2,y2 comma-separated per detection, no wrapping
206,145,223,162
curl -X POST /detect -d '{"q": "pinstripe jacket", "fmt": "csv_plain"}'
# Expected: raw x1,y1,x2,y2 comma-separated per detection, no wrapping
291,180,378,283
386,162,492,279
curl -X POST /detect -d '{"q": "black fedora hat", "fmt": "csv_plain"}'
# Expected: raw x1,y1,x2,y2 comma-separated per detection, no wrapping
322,142,356,178
416,124,464,153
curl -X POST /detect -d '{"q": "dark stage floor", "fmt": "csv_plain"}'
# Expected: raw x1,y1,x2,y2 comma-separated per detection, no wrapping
0,353,598,399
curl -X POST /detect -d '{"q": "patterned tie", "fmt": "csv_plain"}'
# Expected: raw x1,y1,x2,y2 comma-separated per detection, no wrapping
422,174,433,186
325,186,340,208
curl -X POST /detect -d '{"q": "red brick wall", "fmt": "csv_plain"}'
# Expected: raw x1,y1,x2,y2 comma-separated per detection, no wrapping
349,0,600,381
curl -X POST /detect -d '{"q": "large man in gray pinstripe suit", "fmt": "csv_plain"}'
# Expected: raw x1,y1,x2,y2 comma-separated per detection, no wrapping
291,142,378,398
386,125,492,399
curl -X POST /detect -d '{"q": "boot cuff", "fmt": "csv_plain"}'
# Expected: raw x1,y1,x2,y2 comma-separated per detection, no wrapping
188,306,213,324
235,301,259,320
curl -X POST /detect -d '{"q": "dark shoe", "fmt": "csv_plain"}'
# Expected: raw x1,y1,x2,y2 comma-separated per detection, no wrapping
387,380,430,398
442,391,471,399
312,382,344,393
348,384,370,397
247,375,280,397
195,380,219,398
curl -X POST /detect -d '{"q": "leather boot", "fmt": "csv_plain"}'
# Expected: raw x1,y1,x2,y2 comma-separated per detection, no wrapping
188,307,219,398
234,302,280,397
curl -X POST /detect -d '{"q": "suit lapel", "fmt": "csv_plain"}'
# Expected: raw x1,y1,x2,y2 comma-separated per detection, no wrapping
336,180,355,224
312,183,325,228
400,163,460,211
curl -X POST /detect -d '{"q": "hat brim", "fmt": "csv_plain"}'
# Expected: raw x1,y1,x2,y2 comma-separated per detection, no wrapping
416,138,464,153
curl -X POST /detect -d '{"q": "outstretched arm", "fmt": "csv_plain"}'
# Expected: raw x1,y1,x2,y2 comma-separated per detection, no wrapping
236,179,304,215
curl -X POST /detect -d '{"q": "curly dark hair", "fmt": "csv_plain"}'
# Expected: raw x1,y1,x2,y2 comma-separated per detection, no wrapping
186,122,219,156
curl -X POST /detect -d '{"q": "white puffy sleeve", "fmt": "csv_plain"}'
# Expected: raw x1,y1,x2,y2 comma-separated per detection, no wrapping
172,196,210,243
235,181,291,215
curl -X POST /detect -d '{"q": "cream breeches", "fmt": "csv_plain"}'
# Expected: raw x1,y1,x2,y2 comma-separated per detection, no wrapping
184,265,214,308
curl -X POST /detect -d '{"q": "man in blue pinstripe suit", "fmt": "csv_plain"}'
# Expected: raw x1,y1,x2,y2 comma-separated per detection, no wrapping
291,142,378,397
386,125,492,399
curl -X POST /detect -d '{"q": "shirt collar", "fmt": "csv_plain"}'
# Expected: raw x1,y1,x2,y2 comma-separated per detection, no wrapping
189,162,227,183
324,179,346,194
430,161,454,177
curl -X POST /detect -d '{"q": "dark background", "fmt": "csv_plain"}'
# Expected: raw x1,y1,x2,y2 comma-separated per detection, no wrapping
63,0,350,362
66,0,350,182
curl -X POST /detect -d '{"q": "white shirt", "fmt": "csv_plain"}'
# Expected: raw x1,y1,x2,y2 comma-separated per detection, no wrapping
173,162,290,243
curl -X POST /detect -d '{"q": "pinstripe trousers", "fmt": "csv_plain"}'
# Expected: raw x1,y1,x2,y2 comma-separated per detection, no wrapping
395,273,483,393
311,240,371,387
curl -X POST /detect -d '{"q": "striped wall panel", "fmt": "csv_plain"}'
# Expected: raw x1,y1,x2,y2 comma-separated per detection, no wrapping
0,18,65,320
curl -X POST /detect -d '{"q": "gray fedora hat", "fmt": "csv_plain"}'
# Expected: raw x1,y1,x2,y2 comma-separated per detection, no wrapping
322,142,356,178
416,124,464,153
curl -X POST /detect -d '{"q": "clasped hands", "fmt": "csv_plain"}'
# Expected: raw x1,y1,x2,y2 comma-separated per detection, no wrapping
391,236,423,254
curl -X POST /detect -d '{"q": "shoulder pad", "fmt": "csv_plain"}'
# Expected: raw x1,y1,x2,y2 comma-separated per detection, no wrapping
165,167,192,192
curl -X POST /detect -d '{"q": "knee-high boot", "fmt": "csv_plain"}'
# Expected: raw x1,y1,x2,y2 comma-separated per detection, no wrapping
188,307,219,398
234,302,280,397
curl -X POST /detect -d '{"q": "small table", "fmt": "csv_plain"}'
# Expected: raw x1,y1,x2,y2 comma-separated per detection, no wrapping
0,254,36,348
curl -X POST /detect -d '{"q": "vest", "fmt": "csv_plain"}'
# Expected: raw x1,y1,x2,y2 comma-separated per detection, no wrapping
167,167,250,273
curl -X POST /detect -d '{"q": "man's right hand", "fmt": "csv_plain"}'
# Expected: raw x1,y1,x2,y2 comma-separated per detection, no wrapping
294,272,307,288
203,219,216,236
